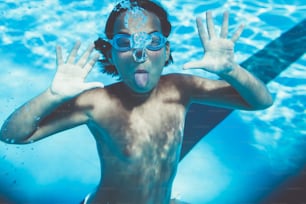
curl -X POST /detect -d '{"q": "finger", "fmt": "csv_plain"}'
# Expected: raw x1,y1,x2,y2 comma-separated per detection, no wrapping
183,60,205,70
196,17,208,47
83,53,100,76
56,45,63,66
206,11,216,39
231,24,245,42
67,41,81,64
77,43,95,67
220,11,229,38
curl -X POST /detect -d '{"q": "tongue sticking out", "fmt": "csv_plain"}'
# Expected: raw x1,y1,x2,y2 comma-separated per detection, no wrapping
134,72,149,87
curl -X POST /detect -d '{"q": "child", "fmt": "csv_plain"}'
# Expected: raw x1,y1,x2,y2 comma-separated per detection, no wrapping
0,0,272,203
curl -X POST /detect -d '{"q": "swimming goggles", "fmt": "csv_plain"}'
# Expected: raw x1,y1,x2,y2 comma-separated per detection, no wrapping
109,31,167,52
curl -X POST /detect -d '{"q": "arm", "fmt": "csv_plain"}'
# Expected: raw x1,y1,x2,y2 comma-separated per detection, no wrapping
0,42,103,144
183,11,273,110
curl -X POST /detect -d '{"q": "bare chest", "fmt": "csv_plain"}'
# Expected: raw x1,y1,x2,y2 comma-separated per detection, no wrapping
87,94,186,167
87,89,188,201
103,102,185,158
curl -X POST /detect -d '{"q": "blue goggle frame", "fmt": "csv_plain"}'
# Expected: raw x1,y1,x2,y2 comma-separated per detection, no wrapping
109,31,167,52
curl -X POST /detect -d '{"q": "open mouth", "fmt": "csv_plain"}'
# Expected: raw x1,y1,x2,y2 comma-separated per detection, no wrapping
134,70,149,88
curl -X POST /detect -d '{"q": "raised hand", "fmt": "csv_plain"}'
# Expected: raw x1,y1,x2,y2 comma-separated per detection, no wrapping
183,11,244,74
51,41,104,98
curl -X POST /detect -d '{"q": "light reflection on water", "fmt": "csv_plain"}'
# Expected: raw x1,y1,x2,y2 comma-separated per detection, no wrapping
0,0,305,203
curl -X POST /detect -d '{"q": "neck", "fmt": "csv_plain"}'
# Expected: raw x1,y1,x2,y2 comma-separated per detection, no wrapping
111,82,157,110
125,83,156,102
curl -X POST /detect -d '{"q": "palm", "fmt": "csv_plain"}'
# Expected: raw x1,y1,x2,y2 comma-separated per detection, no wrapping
184,11,244,74
51,41,103,98
201,38,234,73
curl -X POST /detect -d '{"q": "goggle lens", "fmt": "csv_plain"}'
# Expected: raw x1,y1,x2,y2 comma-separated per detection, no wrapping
110,32,166,52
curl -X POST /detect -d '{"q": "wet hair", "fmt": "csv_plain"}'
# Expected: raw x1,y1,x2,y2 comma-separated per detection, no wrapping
94,0,173,76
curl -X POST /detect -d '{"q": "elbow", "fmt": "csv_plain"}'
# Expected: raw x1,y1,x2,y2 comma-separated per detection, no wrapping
265,97,274,109
257,100,273,110
260,93,274,109
0,126,11,144
0,136,33,145
251,95,274,110
0,132,15,144
0,127,33,145
0,134,25,145
0,117,37,144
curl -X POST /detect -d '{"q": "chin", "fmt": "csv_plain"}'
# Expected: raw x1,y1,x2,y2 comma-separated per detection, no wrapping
132,87,153,94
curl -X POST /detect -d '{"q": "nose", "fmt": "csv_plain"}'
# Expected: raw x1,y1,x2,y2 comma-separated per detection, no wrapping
132,48,147,63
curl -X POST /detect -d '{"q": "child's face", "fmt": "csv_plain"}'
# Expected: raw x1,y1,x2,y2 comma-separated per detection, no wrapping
111,9,170,94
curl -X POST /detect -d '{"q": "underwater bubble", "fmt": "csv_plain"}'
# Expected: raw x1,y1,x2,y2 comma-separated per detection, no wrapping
115,0,132,10
114,0,139,11
114,0,148,31
124,6,148,31
4,138,15,144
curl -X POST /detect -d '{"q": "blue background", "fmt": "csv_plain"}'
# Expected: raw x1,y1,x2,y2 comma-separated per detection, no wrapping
0,0,305,203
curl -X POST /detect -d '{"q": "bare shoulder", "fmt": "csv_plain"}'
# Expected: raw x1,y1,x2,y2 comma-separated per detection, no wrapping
74,87,114,116
76,87,107,104
160,73,234,108
161,73,228,92
161,73,211,87
160,73,191,88
160,73,212,95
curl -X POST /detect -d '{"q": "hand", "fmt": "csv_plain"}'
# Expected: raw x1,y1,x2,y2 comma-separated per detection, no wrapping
51,41,104,98
183,11,244,74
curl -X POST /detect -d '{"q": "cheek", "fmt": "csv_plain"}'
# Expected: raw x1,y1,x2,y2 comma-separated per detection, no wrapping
149,49,167,65
112,51,131,66
112,48,167,67
111,51,133,79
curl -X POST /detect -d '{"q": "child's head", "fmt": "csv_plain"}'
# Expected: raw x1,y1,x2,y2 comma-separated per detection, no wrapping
95,0,173,76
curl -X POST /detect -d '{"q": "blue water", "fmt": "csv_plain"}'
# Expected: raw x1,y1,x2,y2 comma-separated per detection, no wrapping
0,0,305,203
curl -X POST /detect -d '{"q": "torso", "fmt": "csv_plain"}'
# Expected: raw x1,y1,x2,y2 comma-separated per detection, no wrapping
83,75,189,204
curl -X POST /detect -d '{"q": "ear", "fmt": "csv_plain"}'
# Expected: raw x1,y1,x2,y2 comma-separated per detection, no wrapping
165,41,171,62
107,50,114,64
